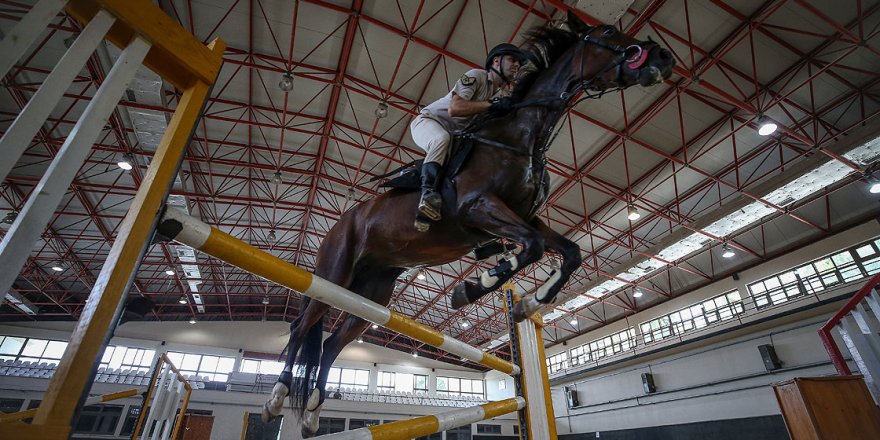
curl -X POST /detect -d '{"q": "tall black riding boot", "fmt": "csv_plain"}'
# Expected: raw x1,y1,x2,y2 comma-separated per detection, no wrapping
417,161,443,222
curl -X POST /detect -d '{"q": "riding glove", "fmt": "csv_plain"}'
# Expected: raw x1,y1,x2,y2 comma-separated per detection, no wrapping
488,97,516,115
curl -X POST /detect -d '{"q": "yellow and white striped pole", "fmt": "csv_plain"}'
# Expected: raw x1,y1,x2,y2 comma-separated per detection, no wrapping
158,207,521,376
317,397,524,440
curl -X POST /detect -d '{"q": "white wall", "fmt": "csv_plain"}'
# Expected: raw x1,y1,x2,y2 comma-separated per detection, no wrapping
544,221,880,434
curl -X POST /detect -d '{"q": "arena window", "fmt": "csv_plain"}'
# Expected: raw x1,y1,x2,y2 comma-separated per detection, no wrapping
640,290,744,344
545,351,568,374
568,327,637,367
377,371,429,392
99,345,155,373
166,351,236,382
239,358,284,375
325,367,369,390
0,335,66,364
436,376,484,398
749,237,880,309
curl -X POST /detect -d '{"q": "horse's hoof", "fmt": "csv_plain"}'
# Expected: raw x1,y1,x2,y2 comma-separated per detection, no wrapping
260,404,275,424
414,218,431,232
451,282,476,309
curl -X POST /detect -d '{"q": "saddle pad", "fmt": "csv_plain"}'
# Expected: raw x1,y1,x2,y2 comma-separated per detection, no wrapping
379,135,475,190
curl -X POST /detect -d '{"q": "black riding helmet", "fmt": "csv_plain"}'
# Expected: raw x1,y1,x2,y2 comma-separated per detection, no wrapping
485,43,527,71
485,43,526,85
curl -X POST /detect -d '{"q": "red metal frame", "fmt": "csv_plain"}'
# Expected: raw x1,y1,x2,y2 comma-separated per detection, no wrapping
818,273,880,376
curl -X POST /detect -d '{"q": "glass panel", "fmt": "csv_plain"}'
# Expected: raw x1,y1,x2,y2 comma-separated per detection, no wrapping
217,357,235,373
241,359,259,373
180,354,200,370
857,244,876,257
340,369,355,383
328,368,340,384
43,341,66,359
355,370,369,385
21,339,48,357
201,356,219,372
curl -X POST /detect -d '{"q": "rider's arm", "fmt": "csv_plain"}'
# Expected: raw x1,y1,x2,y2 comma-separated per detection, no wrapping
448,93,492,117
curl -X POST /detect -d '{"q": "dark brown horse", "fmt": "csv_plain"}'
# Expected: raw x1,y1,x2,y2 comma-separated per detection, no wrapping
263,12,675,436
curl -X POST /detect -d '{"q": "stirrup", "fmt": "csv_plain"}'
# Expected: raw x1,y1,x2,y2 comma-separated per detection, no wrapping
418,192,442,221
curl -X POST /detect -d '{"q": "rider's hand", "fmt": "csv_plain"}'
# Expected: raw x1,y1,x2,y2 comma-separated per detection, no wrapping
488,97,516,115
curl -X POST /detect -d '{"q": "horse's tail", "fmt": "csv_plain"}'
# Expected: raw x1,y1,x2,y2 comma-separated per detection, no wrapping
287,298,324,419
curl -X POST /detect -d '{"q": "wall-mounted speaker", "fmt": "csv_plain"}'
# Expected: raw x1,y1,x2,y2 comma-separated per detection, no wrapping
565,387,579,407
732,272,740,281
758,344,782,370
641,373,656,394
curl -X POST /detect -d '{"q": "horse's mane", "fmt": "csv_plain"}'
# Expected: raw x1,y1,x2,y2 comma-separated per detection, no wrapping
512,24,581,99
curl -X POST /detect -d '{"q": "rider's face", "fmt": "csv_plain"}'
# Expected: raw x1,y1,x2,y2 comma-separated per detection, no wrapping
495,55,520,78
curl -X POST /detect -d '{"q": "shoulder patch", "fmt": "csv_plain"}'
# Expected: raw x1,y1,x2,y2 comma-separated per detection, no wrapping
460,74,476,86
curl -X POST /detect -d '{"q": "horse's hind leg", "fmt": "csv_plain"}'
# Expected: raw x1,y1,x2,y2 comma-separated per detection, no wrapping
301,267,401,437
452,195,546,308
263,217,358,423
262,299,331,423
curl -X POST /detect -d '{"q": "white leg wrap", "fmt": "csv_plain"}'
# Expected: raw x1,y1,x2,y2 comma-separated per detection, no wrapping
306,388,321,411
536,269,562,302
302,403,323,434
263,381,288,421
480,255,519,288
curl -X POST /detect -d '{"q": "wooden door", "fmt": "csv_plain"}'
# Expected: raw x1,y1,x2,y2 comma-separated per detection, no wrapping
175,414,214,440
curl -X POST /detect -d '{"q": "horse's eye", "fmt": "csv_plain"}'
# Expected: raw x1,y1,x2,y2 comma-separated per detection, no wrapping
603,27,616,36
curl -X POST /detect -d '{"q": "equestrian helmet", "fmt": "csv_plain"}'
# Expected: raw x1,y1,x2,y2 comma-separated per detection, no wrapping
486,43,526,70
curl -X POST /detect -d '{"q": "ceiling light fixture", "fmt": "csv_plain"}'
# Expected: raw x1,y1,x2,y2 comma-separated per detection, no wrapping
178,295,187,304
627,205,641,221
569,318,578,326
417,270,426,280
347,187,356,201
189,317,197,324
461,320,469,328
633,289,643,298
2,211,17,224
757,115,777,136
371,324,378,329
375,100,389,119
356,337,363,344
868,175,880,194
50,262,65,272
411,351,418,358
721,244,735,259
117,155,133,171
272,171,283,184
267,230,277,243
165,267,175,276
279,71,294,92
262,296,270,305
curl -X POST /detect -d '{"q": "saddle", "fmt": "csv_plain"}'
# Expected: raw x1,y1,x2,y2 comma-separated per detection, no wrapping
376,133,475,191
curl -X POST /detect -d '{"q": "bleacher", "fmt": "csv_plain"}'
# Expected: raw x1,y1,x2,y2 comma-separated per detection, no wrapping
0,360,209,389
328,387,487,408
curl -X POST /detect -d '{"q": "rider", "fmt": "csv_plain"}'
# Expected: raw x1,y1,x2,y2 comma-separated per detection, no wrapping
410,43,527,230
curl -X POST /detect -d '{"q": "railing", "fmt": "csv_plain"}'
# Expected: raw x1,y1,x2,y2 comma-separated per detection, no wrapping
818,273,880,402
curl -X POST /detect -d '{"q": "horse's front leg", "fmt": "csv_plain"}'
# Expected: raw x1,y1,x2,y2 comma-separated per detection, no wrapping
511,219,581,321
531,218,581,302
451,196,546,309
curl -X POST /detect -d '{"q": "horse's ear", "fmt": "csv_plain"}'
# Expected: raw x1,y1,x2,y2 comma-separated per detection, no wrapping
566,10,591,35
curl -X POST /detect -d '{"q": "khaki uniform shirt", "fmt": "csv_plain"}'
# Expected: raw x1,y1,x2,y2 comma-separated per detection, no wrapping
420,69,512,131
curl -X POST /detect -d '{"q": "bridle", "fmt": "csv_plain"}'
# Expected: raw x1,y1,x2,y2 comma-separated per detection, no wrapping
561,25,650,101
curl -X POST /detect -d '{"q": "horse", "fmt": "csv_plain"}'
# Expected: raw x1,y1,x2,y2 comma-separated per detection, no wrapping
263,12,675,437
